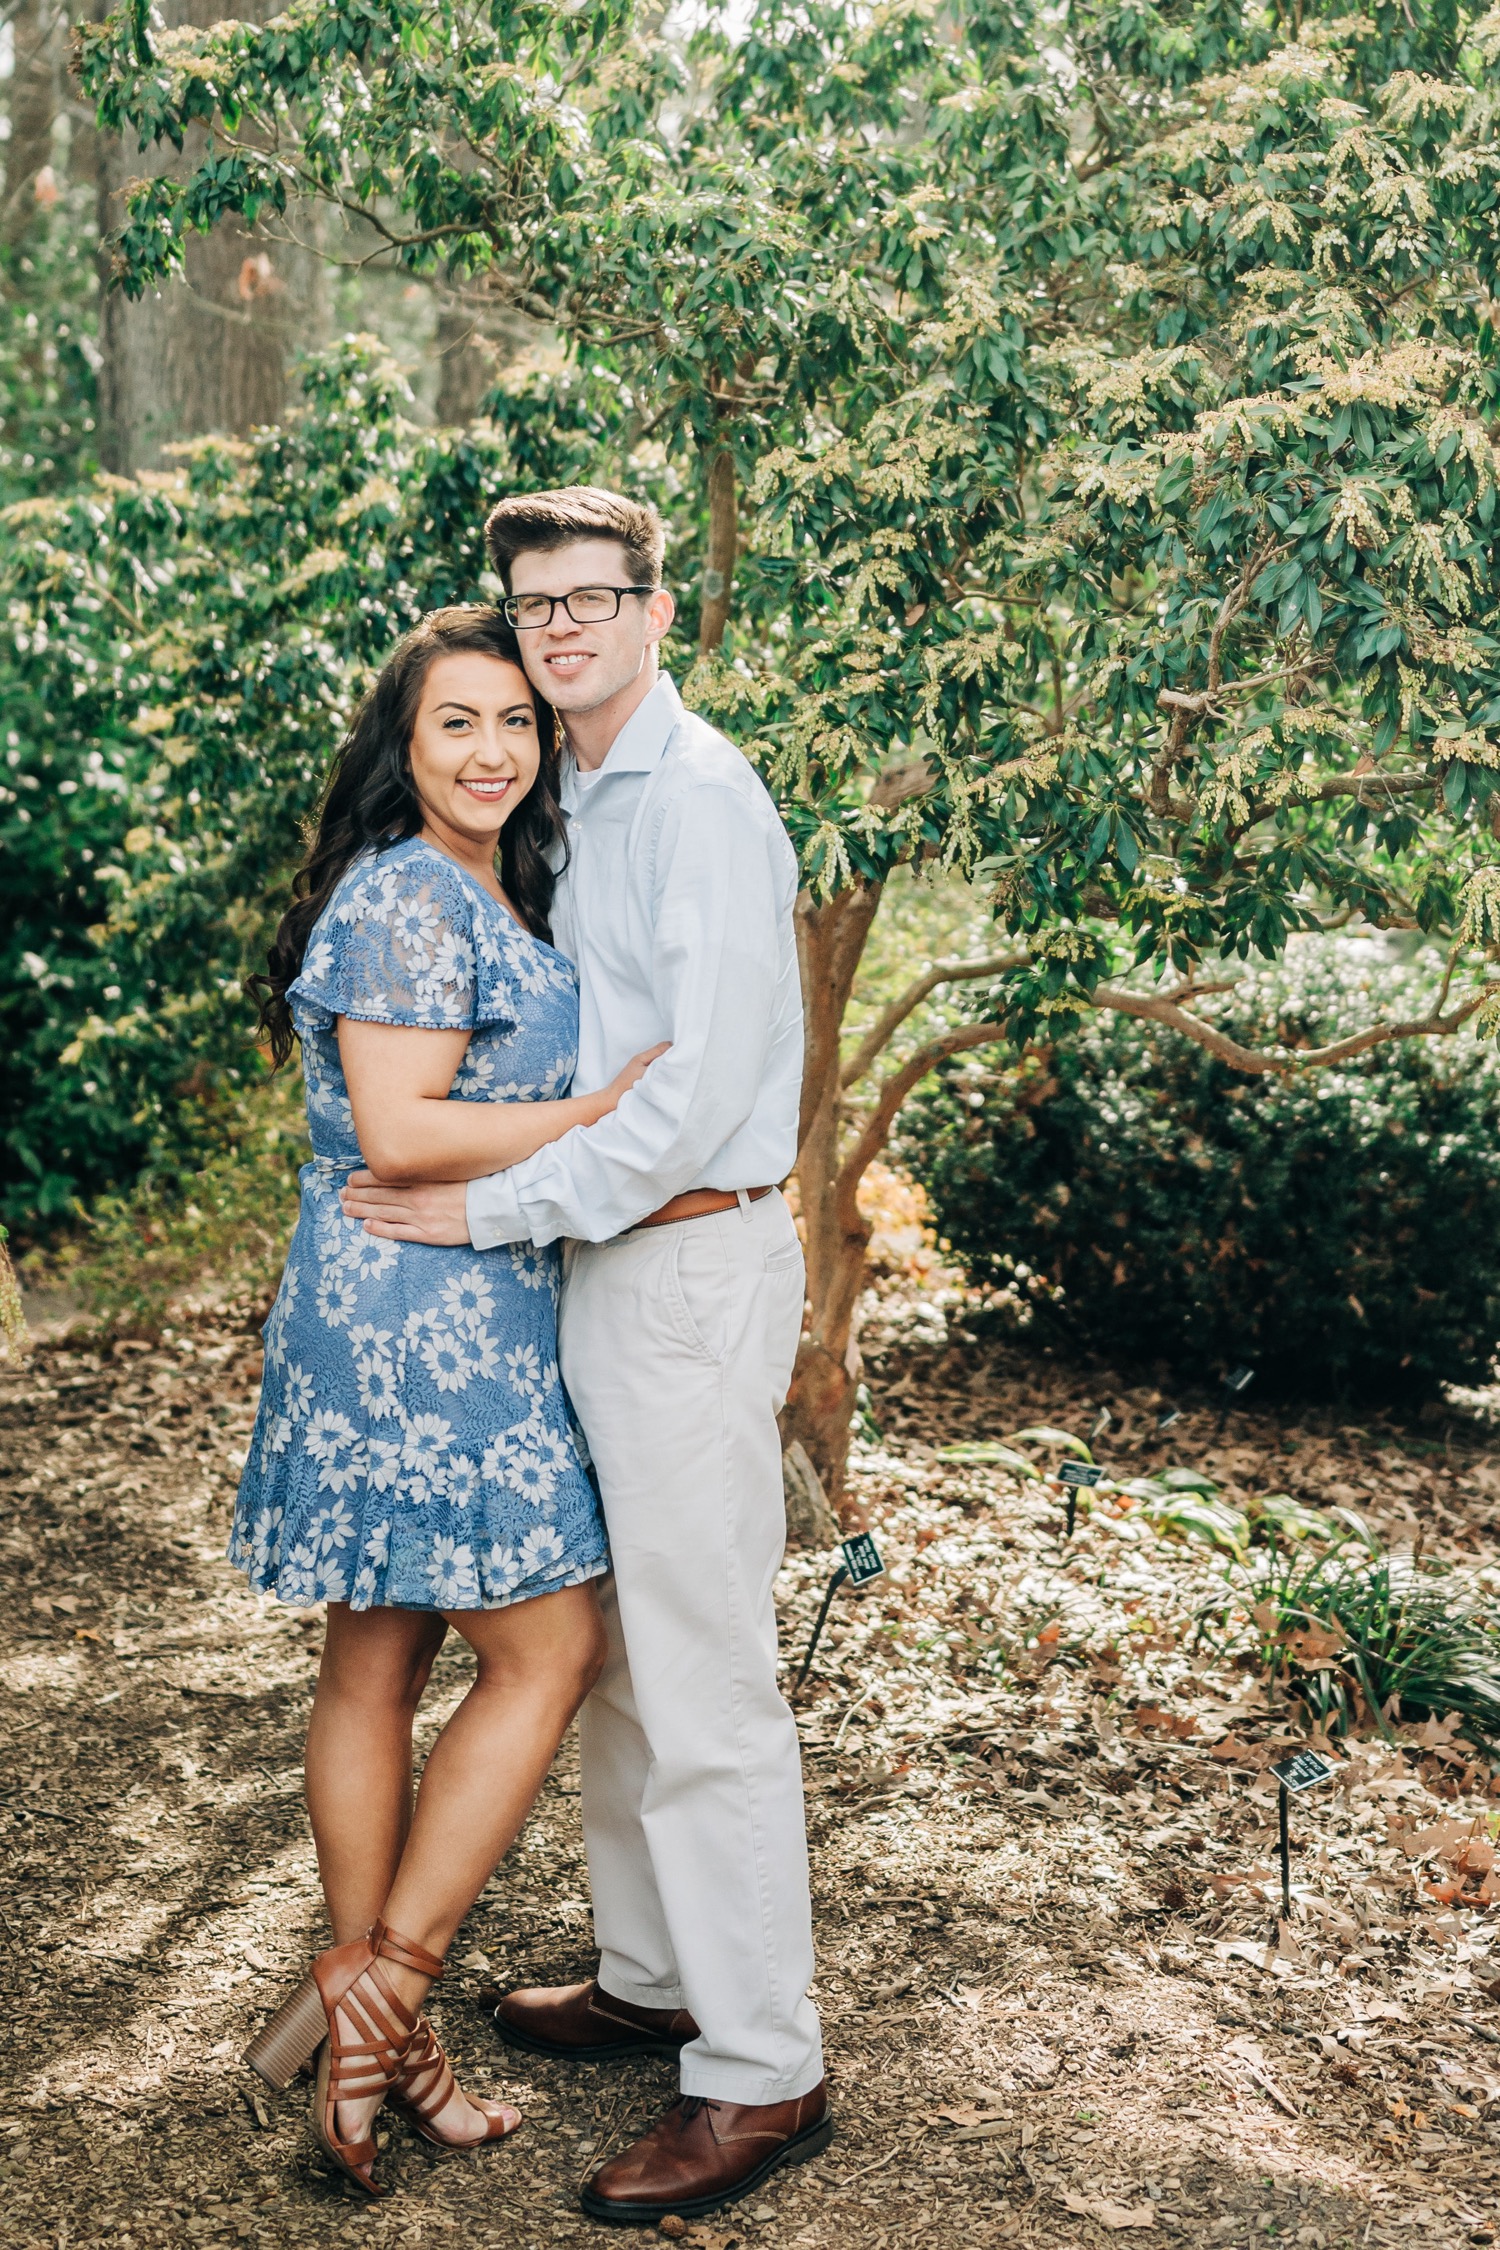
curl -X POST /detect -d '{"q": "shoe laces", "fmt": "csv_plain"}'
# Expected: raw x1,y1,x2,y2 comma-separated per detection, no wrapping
676,2095,720,2124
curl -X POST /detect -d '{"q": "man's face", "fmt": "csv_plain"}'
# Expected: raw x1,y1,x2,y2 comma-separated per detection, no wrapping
507,537,675,717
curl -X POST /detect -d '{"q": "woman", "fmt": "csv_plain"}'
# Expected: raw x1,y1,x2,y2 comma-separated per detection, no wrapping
229,605,661,2198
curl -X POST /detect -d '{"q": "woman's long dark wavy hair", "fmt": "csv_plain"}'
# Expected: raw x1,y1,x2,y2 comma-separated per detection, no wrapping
254,606,564,1070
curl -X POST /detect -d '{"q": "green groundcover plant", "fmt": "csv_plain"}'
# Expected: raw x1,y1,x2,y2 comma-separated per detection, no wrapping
1202,1531,1500,1747
902,942,1500,1399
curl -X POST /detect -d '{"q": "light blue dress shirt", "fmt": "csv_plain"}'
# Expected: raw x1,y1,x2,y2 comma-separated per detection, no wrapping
465,674,804,1249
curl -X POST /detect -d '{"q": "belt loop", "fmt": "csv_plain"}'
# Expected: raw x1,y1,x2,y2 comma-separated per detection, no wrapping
736,1188,753,1223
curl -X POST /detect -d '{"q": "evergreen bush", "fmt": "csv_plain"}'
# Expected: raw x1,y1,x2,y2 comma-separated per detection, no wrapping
0,339,669,1229
902,946,1500,1401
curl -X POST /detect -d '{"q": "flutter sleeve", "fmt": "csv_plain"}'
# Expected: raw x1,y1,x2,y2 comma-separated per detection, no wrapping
288,847,520,1034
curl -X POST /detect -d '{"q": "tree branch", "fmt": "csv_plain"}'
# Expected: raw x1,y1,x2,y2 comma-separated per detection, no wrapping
1090,983,1490,1075
1233,768,1437,836
839,1021,1009,1198
840,954,1027,1091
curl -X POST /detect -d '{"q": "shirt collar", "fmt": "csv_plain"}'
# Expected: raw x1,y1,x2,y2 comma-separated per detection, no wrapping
561,673,682,809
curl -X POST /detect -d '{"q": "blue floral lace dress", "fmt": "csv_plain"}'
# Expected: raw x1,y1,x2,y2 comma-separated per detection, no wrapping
227,837,609,1612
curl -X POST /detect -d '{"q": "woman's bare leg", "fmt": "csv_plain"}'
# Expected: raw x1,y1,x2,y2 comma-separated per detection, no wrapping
332,1580,607,2144
304,1603,449,1943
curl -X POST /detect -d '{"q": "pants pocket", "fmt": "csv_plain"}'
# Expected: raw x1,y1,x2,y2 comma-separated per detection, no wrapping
663,1226,730,1364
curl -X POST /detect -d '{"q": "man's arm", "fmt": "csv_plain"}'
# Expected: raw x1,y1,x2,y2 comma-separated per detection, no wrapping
341,781,789,1248
467,780,786,1245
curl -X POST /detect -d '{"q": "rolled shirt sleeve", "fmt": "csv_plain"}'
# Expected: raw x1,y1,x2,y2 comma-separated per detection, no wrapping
466,780,786,1248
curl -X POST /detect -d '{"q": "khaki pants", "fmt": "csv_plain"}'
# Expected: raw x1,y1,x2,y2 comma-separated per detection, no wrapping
558,1188,824,2103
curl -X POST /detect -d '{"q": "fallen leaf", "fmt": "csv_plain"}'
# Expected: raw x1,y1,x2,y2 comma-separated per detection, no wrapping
1286,1619,1346,1663
1062,2190,1156,2230
1402,1817,1469,1860
1132,1705,1197,1739
1209,1734,1254,1763
1215,1938,1272,1969
1437,2061,1500,2108
929,2104,1006,2128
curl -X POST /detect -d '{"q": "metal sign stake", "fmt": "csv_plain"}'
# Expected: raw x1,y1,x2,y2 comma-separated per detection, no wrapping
1216,1365,1255,1436
1267,1749,1333,1934
791,1533,886,1699
1058,1456,1102,1539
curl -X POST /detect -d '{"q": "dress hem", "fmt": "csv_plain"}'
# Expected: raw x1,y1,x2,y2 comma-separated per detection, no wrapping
227,1552,610,1614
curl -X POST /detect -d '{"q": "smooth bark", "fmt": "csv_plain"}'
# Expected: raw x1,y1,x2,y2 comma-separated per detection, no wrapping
779,881,884,1520
698,443,737,656
2,0,58,248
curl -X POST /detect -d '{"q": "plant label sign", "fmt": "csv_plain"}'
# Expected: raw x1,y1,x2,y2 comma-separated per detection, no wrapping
1223,1366,1255,1395
1270,1750,1333,1794
1058,1460,1102,1489
840,1533,885,1587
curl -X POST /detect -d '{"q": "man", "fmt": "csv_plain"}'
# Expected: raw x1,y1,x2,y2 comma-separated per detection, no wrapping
342,487,830,2224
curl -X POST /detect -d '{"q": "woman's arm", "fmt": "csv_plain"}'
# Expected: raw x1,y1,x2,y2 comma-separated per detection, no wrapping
336,1020,665,1183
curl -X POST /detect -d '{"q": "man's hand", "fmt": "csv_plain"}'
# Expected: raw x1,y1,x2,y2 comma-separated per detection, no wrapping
339,1172,473,1245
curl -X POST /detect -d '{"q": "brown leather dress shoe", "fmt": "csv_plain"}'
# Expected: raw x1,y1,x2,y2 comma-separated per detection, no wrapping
579,2082,833,2223
492,1978,699,2062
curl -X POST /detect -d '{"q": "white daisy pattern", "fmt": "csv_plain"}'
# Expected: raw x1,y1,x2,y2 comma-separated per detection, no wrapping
442,1269,495,1333
519,1524,567,1577
229,839,607,1612
508,1245,551,1294
424,1535,481,1607
419,1327,476,1394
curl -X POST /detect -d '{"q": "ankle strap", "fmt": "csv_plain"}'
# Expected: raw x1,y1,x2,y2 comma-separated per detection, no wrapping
369,1918,446,1981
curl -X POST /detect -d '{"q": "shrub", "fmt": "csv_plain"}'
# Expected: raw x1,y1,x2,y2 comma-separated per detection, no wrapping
0,339,675,1231
901,943,1500,1401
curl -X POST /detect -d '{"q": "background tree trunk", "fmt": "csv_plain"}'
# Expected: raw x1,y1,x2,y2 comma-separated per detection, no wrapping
2,0,59,247
698,443,737,654
433,304,499,427
93,0,324,473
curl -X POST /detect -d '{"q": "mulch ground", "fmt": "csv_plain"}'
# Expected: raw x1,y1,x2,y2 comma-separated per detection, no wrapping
5,1291,1500,2250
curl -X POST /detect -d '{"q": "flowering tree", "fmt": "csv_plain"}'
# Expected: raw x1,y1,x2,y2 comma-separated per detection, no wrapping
45,0,1500,1504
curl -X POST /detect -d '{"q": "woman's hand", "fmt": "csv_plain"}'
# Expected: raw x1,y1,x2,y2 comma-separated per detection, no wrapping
597,1042,670,1112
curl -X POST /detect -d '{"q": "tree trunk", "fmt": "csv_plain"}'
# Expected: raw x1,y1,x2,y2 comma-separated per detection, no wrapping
93,0,324,473
779,881,885,1520
689,440,887,1525
698,443,737,655
2,0,59,248
434,305,494,425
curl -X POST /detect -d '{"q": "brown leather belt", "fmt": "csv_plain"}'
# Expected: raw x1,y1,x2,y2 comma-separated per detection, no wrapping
635,1186,774,1230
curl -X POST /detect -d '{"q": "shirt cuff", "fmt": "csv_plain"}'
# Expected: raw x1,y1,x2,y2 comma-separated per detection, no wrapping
465,1170,531,1250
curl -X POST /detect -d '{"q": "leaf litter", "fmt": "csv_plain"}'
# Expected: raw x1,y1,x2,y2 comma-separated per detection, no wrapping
4,1297,1500,2245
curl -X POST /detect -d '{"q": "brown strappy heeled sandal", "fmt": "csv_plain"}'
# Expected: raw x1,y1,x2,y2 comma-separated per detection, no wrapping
391,2015,522,2149
243,1919,446,2197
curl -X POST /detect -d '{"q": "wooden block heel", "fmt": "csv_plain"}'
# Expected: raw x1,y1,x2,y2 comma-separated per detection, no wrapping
243,1977,328,2090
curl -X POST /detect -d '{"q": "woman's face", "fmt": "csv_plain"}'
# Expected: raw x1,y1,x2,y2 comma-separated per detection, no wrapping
407,651,543,851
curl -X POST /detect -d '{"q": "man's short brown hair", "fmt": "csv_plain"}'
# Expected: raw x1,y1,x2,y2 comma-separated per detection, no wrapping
484,486,666,591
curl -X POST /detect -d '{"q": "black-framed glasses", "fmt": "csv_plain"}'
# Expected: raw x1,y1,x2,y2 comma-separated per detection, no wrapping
502,585,656,630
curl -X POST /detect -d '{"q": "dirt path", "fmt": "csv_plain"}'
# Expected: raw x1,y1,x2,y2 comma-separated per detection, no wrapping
5,1311,1500,2250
